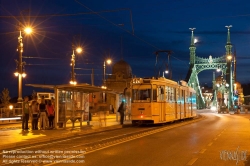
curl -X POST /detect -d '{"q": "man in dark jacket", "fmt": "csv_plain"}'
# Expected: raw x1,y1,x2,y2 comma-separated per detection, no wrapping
118,101,125,125
22,96,30,130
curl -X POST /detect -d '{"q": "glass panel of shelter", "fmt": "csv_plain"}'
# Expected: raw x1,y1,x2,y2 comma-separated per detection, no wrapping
57,90,89,126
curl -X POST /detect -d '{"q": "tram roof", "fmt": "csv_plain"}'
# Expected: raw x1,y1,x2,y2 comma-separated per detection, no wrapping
26,83,117,93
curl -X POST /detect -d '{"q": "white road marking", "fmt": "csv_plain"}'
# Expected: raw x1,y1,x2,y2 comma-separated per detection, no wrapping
199,149,206,153
187,158,198,165
208,142,213,146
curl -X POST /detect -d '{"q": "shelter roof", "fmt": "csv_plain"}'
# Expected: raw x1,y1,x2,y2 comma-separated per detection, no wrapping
26,83,117,94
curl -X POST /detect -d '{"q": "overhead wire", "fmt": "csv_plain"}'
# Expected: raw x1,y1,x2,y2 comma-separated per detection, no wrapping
3,1,248,77
74,0,191,69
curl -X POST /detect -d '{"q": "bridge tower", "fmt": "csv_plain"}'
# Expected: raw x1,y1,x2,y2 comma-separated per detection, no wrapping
185,27,234,110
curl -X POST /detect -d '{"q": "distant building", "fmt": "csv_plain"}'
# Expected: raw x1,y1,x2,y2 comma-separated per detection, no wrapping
106,59,133,94
212,74,244,109
105,59,133,113
234,82,244,106
201,86,213,108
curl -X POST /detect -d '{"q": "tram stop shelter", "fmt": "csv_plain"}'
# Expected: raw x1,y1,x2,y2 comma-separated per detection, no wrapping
26,83,117,129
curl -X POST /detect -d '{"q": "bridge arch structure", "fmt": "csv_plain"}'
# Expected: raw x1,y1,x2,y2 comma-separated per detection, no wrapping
185,27,234,110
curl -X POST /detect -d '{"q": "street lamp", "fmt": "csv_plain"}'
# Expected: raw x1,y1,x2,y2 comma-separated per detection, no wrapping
227,54,232,60
162,69,169,78
70,46,83,85
103,58,112,87
194,38,198,44
14,26,33,103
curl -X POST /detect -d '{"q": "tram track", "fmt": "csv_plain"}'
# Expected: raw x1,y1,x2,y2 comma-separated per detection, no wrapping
0,115,204,166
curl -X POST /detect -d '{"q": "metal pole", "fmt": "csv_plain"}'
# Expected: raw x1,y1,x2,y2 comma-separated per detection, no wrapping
71,50,75,83
91,68,94,86
17,31,23,103
103,61,106,85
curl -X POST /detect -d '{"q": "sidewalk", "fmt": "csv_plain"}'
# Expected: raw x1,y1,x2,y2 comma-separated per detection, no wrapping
0,114,131,151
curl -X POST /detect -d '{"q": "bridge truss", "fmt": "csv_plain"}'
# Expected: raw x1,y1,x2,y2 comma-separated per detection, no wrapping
185,27,234,110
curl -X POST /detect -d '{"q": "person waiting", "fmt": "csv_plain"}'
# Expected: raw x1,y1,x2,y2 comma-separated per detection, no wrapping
46,100,55,129
31,96,39,130
39,96,47,130
22,96,30,130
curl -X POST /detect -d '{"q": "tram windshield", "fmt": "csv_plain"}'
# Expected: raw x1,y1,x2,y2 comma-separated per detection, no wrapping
132,85,151,102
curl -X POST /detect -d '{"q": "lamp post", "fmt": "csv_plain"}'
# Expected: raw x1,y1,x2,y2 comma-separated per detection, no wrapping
103,59,112,87
14,26,32,103
70,47,82,85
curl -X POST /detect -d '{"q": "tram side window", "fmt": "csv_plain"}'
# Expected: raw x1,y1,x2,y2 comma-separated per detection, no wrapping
192,93,196,104
169,87,174,102
157,86,164,101
165,86,169,102
185,91,189,103
188,92,192,103
169,87,171,101
176,88,179,103
172,88,176,102
180,90,185,104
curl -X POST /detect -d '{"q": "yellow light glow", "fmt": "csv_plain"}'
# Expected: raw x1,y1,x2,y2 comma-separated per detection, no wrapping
24,27,32,34
106,59,112,65
0,117,21,121
70,80,77,85
76,47,83,54
101,86,107,89
9,105,13,110
194,38,198,43
22,73,27,78
227,55,232,60
14,72,19,76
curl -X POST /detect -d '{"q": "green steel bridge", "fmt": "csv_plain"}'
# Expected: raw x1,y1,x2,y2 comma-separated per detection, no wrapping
185,26,235,110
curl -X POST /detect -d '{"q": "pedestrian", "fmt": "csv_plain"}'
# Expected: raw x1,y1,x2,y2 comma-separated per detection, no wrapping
22,96,30,130
46,100,55,129
110,105,114,114
39,96,47,130
31,96,39,130
118,101,125,125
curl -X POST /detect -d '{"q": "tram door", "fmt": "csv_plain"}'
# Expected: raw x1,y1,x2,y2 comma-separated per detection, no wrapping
158,86,165,122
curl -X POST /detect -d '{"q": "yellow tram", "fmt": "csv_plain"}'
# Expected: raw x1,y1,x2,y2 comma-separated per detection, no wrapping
131,77,197,125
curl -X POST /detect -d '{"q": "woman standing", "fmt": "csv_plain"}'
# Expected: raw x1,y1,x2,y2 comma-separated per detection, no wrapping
39,96,47,130
46,100,55,129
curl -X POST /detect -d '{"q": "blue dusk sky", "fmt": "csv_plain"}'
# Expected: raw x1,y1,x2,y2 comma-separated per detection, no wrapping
0,0,250,97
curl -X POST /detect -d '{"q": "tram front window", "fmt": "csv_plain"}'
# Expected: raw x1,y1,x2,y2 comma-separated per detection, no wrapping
132,89,151,102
